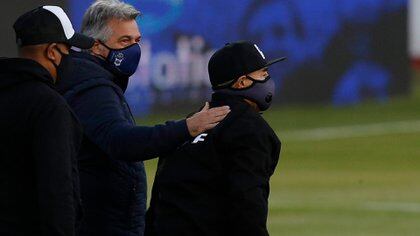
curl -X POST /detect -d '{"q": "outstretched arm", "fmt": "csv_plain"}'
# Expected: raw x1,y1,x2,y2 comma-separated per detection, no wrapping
70,86,229,161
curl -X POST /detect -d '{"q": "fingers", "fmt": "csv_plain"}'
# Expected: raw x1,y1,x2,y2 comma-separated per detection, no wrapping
207,109,230,118
187,104,231,136
200,102,210,111
213,112,229,122
207,106,230,116
208,105,230,112
213,112,229,119
203,113,228,125
201,105,230,125
205,122,219,130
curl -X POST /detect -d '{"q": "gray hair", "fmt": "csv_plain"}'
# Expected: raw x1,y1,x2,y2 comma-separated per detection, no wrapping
81,0,140,42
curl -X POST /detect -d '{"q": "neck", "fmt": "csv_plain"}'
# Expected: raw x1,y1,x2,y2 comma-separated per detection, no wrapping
19,55,57,83
244,98,260,112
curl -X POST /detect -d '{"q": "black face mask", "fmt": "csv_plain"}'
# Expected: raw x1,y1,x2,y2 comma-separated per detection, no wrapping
47,46,72,83
217,75,275,111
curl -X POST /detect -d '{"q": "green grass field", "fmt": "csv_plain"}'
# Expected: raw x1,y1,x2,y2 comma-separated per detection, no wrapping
137,79,420,236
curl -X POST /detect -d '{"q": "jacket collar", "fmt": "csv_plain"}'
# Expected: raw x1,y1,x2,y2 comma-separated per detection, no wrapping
211,92,255,113
69,51,129,92
0,58,54,89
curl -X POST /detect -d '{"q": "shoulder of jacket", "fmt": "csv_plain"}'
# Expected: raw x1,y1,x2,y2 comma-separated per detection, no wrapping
17,83,76,122
232,108,270,131
214,106,272,144
71,56,114,83
63,77,122,102
19,80,65,103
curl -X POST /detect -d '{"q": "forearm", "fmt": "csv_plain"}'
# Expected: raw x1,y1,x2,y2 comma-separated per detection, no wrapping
70,86,191,162
102,119,190,161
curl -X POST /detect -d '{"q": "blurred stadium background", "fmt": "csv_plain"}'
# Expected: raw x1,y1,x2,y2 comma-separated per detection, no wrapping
1,0,420,235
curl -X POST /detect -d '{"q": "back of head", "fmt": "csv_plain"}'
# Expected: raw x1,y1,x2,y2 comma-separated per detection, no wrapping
17,44,46,59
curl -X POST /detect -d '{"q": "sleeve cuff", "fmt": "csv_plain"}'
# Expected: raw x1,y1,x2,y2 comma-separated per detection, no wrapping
170,119,191,141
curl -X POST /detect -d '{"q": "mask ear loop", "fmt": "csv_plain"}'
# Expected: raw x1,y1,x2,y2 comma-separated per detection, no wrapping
98,40,140,51
212,74,270,90
98,40,113,50
96,40,141,62
246,75,270,83
45,45,66,83
228,75,270,91
90,40,110,61
212,78,237,90
46,45,66,69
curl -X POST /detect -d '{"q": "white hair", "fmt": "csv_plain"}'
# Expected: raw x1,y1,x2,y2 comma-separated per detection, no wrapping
81,0,140,42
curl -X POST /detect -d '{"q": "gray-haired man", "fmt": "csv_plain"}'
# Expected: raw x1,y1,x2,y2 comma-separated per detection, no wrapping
56,0,230,235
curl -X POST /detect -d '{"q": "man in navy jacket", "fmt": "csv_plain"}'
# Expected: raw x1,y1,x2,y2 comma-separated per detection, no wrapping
56,1,230,235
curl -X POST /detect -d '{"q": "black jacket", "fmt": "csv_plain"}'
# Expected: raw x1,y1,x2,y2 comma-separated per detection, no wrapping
0,58,83,236
56,52,191,236
146,93,281,236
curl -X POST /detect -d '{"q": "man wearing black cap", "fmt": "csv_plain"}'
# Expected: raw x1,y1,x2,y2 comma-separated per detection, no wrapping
145,41,283,236
0,6,94,236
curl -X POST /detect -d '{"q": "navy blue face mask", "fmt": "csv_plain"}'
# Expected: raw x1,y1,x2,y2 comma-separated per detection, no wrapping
217,75,275,111
100,41,141,77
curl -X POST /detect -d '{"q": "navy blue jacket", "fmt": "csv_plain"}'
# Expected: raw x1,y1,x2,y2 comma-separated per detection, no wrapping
56,52,190,236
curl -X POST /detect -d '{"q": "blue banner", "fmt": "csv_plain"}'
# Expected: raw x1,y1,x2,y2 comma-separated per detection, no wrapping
70,0,408,116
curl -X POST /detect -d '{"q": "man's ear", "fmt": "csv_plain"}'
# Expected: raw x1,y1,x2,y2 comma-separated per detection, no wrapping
91,40,108,58
90,41,101,54
46,43,58,61
231,76,248,89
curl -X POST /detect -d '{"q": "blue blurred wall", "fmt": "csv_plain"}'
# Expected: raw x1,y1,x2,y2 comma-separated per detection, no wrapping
70,0,409,116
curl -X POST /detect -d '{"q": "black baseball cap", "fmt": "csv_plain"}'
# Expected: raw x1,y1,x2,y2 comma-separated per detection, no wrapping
208,41,286,89
13,5,94,49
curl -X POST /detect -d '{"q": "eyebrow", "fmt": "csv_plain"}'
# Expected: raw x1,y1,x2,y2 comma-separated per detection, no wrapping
118,35,142,41
118,36,132,41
